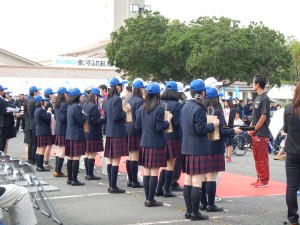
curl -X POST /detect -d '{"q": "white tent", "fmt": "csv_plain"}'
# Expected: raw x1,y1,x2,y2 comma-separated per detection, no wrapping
267,85,293,100
269,108,284,139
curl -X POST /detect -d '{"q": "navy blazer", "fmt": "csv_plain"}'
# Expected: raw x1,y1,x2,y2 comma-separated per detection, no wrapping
181,99,215,156
126,95,144,136
104,95,126,138
66,103,87,141
210,109,235,155
34,106,51,136
136,104,169,148
54,101,68,136
83,102,106,140
0,97,9,128
161,100,181,140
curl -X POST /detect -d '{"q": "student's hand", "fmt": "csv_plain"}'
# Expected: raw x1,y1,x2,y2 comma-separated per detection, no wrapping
166,112,173,121
47,108,52,113
213,119,219,127
123,104,131,113
233,127,243,135
248,130,255,136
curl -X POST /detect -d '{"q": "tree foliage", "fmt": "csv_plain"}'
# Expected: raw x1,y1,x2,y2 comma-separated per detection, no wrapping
287,38,300,81
106,12,293,85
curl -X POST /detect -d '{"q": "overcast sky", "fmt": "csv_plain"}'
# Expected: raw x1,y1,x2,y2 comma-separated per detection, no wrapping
1,0,299,62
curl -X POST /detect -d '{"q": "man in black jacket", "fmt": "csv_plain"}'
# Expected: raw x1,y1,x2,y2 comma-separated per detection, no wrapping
14,93,25,134
0,85,9,152
26,86,41,164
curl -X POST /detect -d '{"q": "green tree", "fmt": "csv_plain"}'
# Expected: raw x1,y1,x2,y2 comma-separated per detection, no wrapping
106,12,169,81
287,38,300,81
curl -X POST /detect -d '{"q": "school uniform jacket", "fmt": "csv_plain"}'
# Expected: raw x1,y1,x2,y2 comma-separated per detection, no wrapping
162,100,181,140
136,104,169,148
210,109,235,155
27,97,36,131
66,103,87,141
180,99,215,156
83,102,106,140
34,106,51,136
54,101,68,136
126,95,144,136
104,95,126,138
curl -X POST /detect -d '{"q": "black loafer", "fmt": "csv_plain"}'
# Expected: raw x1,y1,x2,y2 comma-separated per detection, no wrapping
283,221,300,225
206,205,223,212
109,187,126,194
163,191,176,198
131,182,143,188
190,212,209,221
145,200,163,207
171,186,183,192
71,180,85,186
185,213,191,219
200,204,207,210
36,167,50,172
154,191,164,196
86,175,101,181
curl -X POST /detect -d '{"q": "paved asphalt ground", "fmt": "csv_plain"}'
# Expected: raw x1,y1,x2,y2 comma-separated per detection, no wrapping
1,133,292,225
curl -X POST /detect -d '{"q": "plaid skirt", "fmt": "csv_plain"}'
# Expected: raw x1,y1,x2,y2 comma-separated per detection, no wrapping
104,137,128,158
36,135,53,147
182,154,214,175
127,135,141,152
139,147,167,168
165,139,181,159
65,140,86,157
211,154,225,172
86,139,104,153
55,135,66,147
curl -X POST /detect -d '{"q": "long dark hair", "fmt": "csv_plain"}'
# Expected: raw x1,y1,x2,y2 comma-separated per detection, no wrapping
87,94,97,104
55,94,66,108
224,100,233,109
107,85,121,99
161,89,179,101
68,95,81,105
144,93,160,112
292,81,300,119
205,97,219,109
133,87,144,99
190,90,207,109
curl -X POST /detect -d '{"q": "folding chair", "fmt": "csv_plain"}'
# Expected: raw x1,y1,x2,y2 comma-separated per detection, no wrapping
0,153,7,181
11,158,30,187
20,162,63,225
2,155,16,184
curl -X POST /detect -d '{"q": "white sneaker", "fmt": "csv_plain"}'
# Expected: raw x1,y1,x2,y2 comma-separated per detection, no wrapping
215,196,222,203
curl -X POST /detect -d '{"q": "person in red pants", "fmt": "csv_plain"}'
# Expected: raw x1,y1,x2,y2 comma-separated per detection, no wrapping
249,75,271,188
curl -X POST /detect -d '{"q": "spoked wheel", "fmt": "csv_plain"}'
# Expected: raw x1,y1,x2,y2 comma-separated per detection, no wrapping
233,134,249,156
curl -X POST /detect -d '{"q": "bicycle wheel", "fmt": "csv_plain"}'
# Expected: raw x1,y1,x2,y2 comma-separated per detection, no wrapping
233,134,249,156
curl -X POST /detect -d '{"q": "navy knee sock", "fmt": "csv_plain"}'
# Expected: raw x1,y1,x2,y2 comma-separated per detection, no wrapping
84,157,88,176
72,160,79,182
143,176,150,200
126,160,132,183
67,159,73,181
38,155,44,168
107,164,112,187
206,181,216,206
130,161,138,183
149,176,158,201
183,185,192,214
156,169,165,193
88,159,95,176
164,170,173,192
201,182,208,205
191,187,201,213
111,166,119,188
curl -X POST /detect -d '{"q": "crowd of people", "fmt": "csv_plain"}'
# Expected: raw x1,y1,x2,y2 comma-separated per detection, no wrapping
0,75,299,224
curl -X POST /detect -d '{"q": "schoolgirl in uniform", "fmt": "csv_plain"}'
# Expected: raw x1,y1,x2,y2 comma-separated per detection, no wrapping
53,87,69,177
104,77,129,193
43,88,56,169
156,81,181,197
65,88,87,186
34,95,52,172
83,87,105,180
125,79,145,188
180,79,219,220
136,83,173,207
200,87,242,212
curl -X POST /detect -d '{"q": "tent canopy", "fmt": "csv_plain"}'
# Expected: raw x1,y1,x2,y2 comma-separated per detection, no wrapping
267,85,293,100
